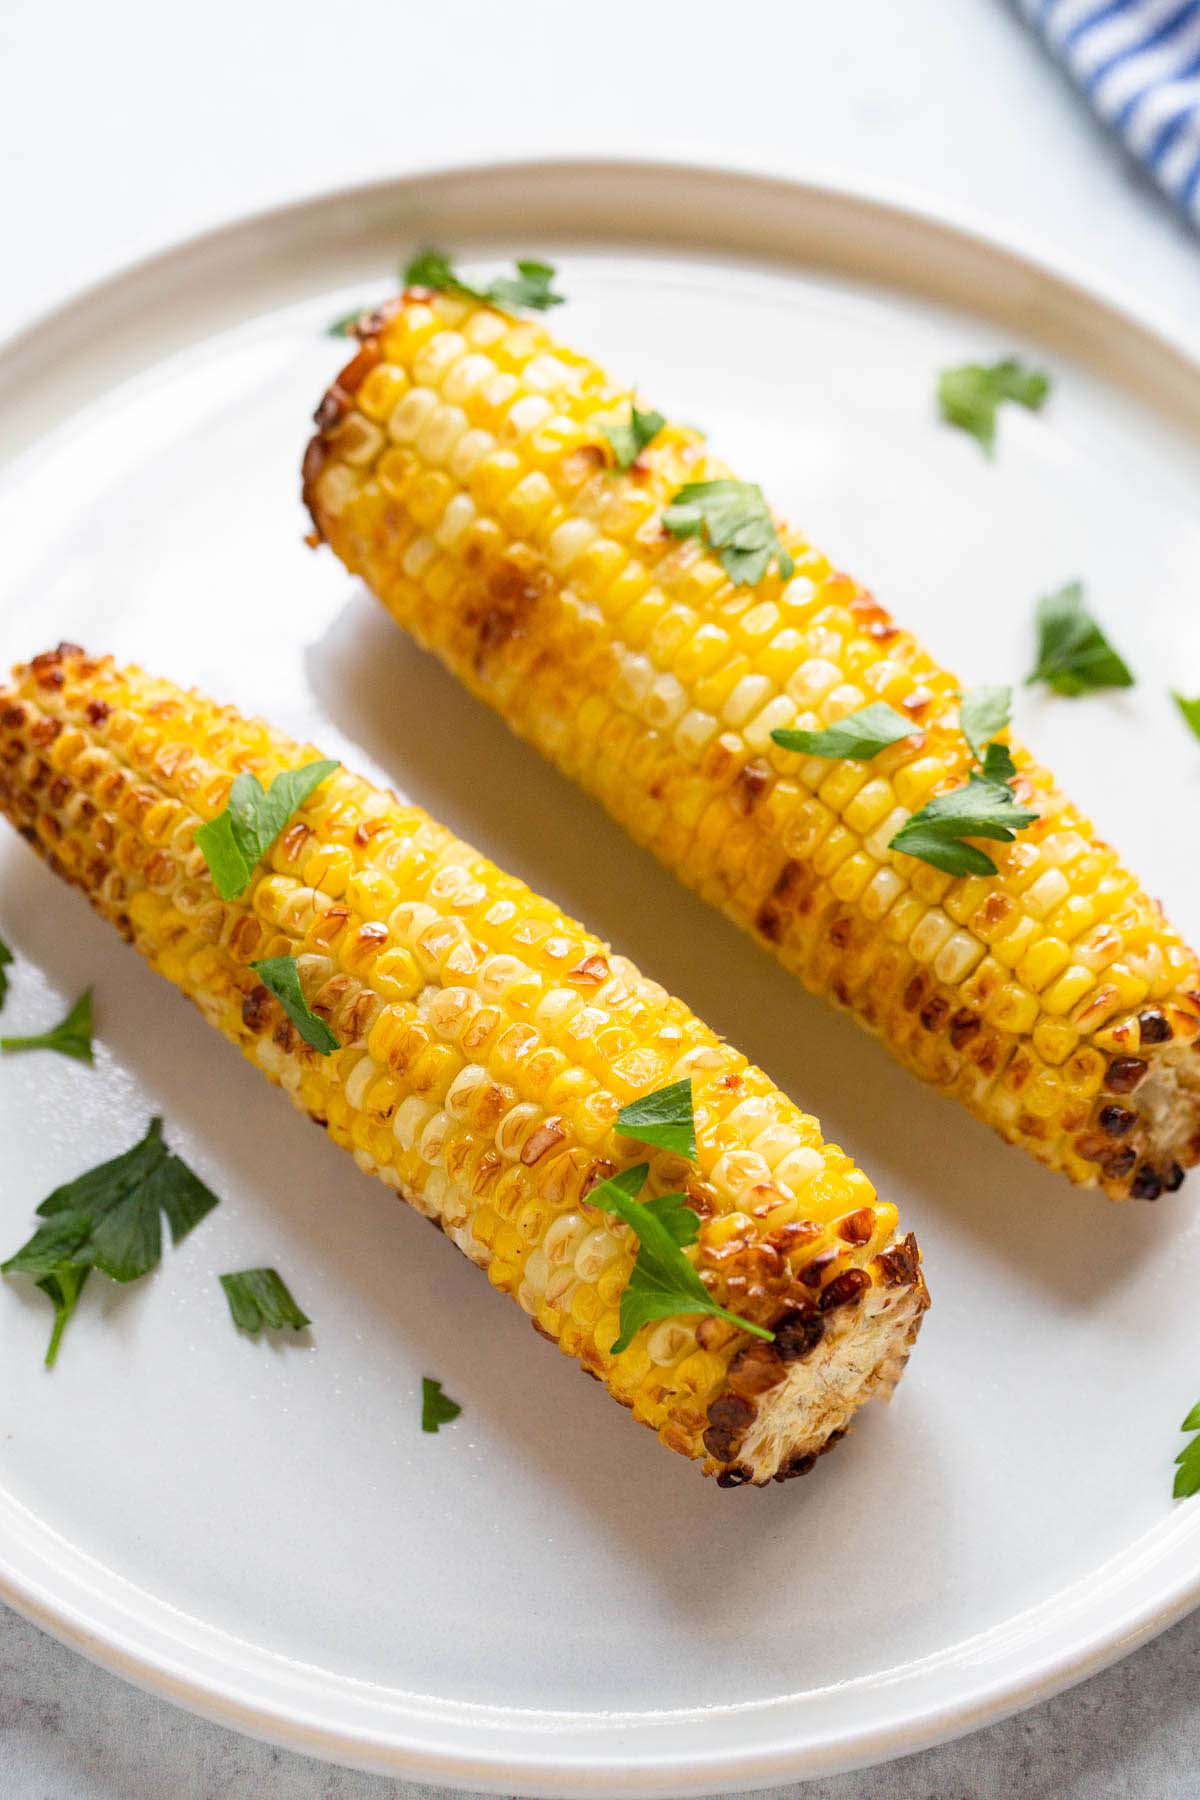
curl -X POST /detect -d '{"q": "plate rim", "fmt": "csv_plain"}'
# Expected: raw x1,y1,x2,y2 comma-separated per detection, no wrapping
2,153,1199,1794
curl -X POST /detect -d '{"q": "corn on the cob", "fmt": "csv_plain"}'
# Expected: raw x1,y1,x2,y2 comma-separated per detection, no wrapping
0,645,927,1484
304,293,1200,1201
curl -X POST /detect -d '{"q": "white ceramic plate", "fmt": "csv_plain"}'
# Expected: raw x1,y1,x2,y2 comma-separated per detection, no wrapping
2,160,1200,1796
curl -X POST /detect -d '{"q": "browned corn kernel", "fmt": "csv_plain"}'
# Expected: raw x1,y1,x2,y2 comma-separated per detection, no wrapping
0,646,928,1485
304,294,1200,1201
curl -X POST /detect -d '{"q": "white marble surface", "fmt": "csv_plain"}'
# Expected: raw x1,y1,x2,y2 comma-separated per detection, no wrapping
2,0,1198,1793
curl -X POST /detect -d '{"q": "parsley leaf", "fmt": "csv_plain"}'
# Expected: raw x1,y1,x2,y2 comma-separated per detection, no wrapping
602,400,665,470
1175,1400,1200,1498
1,988,94,1063
3,1118,220,1364
221,1268,311,1334
38,1264,89,1369
937,358,1050,453
979,739,1017,784
616,1079,697,1159
249,955,339,1055
326,309,366,338
403,249,565,313
889,775,1039,877
0,937,12,1011
1027,582,1134,697
196,759,339,901
663,480,794,587
590,1164,774,1355
1173,692,1200,742
886,682,1034,876
959,686,1012,764
488,260,564,313
421,1376,462,1433
772,701,913,761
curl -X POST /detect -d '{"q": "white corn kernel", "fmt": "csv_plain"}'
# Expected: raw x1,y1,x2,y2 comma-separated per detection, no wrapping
449,427,495,481
934,930,985,985
646,1320,695,1365
441,351,494,404
401,536,438,580
546,517,598,573
909,909,955,963
416,402,468,467
1024,869,1071,919
387,387,439,443
774,1147,824,1188
393,1094,435,1152
343,1054,380,1112
496,1101,541,1158
785,658,842,708
723,674,774,728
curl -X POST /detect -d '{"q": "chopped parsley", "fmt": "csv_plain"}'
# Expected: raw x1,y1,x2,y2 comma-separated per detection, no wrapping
602,400,665,470
772,700,913,761
0,936,13,1011
959,685,1013,763
220,1268,311,1334
663,480,794,587
591,1164,773,1354
1,988,94,1064
889,778,1038,877
888,684,1035,876
326,309,366,339
1172,692,1200,742
937,358,1050,454
196,758,339,901
1026,582,1134,697
1175,1400,1200,1498
248,956,339,1055
421,1376,462,1433
616,1079,697,1160
403,249,565,312
2,1118,219,1365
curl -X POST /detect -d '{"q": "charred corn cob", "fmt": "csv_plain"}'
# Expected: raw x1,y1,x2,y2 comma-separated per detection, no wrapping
0,645,927,1484
304,292,1200,1200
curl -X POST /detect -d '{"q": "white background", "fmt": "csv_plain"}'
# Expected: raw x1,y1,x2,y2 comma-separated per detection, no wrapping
2,1,1199,1796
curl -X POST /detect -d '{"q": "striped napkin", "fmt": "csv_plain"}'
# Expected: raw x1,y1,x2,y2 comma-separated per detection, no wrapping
1016,1,1200,226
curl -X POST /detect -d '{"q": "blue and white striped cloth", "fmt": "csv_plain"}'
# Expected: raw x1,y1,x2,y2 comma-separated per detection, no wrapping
1016,1,1200,226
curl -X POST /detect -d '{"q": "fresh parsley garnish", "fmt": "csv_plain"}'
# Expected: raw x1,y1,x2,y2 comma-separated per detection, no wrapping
959,685,1012,763
977,738,1018,784
602,400,665,470
0,936,12,1011
662,480,794,587
2,1118,219,1365
220,1268,311,1334
772,700,913,761
616,1079,697,1160
421,1376,462,1433
403,249,565,313
888,684,1035,876
196,759,338,902
1175,1400,1200,1498
1172,692,1200,742
591,1164,773,1354
1,988,94,1064
327,308,366,338
889,778,1038,877
937,358,1050,454
249,955,339,1055
1026,582,1134,697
